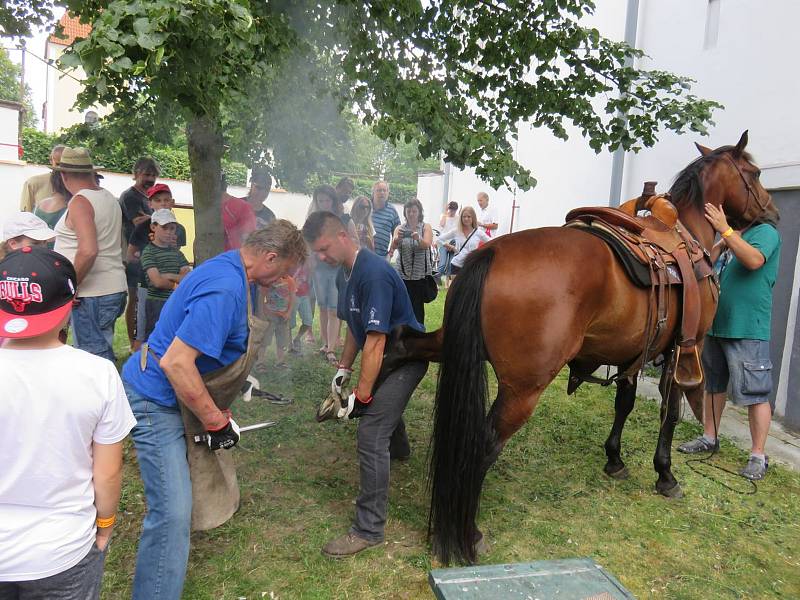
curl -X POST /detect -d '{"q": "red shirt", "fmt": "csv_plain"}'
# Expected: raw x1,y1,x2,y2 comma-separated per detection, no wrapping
221,193,256,250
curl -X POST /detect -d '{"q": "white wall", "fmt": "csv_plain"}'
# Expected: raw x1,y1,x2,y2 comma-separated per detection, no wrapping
427,1,800,232
623,0,800,197
44,42,111,133
0,105,21,162
1,161,311,231
418,2,628,234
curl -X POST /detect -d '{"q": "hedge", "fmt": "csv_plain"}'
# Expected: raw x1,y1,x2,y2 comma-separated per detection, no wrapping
20,128,248,187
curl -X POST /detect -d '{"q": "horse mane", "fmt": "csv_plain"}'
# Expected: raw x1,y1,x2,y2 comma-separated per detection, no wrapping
668,145,754,211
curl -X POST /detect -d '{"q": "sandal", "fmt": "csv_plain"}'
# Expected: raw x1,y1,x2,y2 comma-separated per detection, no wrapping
319,346,329,356
325,350,338,366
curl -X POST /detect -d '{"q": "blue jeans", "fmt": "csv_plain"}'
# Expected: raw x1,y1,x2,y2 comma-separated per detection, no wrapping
71,292,126,362
437,241,452,275
124,382,192,600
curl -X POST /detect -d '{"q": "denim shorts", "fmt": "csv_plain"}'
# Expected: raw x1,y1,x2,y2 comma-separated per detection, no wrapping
313,264,339,310
702,336,773,406
290,295,313,329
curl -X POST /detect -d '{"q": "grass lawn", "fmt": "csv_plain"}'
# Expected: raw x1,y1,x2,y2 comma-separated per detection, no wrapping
105,294,800,599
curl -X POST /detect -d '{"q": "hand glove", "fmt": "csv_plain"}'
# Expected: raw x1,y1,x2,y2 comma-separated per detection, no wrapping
206,418,240,450
331,366,352,399
341,390,373,419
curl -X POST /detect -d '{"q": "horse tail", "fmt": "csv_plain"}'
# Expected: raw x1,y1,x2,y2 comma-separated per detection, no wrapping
429,246,495,565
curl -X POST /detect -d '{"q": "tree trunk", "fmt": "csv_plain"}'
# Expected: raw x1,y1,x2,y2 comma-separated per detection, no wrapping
187,114,225,265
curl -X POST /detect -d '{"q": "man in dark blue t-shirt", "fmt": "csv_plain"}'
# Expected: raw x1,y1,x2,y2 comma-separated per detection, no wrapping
302,211,427,558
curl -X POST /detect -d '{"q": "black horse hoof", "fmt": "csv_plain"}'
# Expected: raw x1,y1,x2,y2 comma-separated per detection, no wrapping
604,465,629,480
657,482,683,499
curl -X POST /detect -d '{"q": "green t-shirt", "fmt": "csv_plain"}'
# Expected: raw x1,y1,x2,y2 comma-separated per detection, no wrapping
141,243,190,301
710,223,781,341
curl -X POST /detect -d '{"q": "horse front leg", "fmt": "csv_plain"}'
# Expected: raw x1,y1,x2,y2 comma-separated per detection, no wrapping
603,376,637,479
654,377,684,499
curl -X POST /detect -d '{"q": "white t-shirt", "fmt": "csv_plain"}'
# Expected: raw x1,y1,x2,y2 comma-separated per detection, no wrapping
0,345,136,581
477,204,499,236
440,227,491,268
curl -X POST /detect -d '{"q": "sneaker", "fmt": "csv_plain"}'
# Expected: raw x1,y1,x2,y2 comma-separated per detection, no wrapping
677,436,719,454
322,532,381,558
740,455,769,480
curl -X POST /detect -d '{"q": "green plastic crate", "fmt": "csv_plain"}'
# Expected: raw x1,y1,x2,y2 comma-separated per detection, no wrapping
429,558,635,599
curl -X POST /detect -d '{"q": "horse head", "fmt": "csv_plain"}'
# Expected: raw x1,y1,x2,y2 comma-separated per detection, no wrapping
691,131,779,228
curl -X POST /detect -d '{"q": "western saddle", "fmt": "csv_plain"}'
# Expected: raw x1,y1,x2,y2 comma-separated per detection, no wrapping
564,182,716,389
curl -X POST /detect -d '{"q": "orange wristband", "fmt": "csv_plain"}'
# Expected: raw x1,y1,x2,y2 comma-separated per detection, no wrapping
96,515,116,528
721,227,734,238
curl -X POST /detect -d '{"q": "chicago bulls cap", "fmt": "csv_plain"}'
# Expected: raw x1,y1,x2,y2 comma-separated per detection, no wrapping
0,247,77,338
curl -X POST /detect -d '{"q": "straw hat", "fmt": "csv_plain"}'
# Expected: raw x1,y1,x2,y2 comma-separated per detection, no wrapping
52,147,104,173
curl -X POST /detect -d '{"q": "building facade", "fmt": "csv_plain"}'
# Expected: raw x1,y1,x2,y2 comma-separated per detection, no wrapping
418,0,800,428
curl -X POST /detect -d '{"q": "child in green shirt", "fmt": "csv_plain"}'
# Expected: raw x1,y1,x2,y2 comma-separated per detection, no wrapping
140,209,191,339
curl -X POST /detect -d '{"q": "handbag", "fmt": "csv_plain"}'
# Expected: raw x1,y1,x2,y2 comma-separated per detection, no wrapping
422,273,438,303
400,224,439,304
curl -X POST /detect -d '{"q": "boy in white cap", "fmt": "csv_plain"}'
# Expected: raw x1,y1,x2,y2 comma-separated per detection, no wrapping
0,212,57,259
0,246,136,599
140,209,191,338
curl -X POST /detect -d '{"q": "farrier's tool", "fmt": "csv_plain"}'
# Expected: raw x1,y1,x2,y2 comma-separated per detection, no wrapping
192,420,277,445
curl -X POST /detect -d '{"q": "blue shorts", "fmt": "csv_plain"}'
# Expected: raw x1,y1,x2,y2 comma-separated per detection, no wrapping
313,264,339,310
702,336,773,406
290,295,313,329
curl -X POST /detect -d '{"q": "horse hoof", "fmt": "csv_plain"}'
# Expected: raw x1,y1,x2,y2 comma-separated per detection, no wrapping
604,465,629,480
658,483,683,499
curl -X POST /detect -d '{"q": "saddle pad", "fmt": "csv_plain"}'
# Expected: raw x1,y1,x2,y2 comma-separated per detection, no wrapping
429,558,635,600
575,225,652,288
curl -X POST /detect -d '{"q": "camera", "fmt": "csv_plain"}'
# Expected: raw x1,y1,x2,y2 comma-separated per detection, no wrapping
402,230,412,238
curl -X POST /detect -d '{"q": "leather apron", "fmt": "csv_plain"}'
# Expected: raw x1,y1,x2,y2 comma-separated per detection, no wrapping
142,256,269,531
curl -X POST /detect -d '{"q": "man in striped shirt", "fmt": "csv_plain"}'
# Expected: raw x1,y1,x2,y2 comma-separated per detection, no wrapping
370,181,400,260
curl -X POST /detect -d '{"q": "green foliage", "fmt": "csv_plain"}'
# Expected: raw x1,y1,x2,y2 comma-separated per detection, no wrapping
0,47,37,128
39,0,721,259
0,0,56,38
56,0,720,194
20,126,248,186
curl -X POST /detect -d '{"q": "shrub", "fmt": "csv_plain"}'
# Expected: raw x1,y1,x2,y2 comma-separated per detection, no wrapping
20,128,248,186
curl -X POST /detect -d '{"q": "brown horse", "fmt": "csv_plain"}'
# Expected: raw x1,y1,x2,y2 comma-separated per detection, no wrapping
382,131,779,564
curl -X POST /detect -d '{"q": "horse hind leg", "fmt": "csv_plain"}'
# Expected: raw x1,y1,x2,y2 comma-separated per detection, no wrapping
603,377,637,480
452,382,550,559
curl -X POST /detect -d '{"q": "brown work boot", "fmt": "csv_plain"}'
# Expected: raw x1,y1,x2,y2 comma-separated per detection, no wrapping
322,532,381,558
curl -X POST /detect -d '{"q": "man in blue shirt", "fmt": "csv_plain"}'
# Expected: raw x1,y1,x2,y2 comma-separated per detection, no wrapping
121,221,307,600
370,180,400,259
303,211,427,558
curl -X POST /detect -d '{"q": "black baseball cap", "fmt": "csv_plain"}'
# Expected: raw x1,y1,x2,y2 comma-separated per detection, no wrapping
0,247,77,338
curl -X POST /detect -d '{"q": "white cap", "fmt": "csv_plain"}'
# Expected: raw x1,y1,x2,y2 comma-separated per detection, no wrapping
151,209,178,226
1,212,57,243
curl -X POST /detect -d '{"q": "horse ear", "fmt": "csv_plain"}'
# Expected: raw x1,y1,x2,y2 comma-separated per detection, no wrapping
733,130,749,157
694,142,712,156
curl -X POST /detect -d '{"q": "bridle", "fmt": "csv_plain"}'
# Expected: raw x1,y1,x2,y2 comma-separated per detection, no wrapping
723,153,771,223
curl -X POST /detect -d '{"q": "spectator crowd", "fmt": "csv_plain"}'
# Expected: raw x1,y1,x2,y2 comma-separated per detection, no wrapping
0,143,502,598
